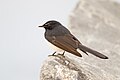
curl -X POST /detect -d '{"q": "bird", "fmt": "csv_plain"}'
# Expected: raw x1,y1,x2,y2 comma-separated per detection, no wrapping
38,20,108,59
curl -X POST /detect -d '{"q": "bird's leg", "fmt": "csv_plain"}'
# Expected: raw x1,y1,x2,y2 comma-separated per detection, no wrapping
62,51,65,57
48,51,56,56
58,51,65,57
62,51,65,56
52,51,56,55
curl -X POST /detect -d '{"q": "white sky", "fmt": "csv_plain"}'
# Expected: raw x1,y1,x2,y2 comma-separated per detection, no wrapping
0,0,78,80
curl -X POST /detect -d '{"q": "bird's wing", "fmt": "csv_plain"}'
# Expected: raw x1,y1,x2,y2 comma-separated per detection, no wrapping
46,34,82,57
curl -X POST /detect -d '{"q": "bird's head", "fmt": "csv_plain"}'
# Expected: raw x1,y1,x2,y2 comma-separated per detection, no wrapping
38,20,61,30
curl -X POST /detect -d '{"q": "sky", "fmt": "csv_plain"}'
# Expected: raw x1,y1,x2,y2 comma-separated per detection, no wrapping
0,0,78,80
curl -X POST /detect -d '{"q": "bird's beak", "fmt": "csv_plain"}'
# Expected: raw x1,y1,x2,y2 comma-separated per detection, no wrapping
38,25,44,27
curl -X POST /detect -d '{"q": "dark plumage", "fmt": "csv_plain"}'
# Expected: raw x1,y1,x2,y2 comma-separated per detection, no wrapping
38,20,108,59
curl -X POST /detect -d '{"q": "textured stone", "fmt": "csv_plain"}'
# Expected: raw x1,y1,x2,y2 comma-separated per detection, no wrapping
69,0,120,80
40,54,99,80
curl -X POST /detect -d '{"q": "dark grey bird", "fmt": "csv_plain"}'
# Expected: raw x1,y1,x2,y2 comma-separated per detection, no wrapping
38,20,108,59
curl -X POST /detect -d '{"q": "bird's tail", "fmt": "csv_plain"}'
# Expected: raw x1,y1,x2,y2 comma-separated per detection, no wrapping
78,44,108,59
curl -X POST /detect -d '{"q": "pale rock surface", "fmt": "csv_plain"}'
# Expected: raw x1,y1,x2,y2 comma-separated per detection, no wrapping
40,54,98,80
40,0,120,80
69,0,120,79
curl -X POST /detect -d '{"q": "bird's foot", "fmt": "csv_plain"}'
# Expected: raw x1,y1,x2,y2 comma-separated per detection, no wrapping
52,51,56,55
58,51,65,57
48,51,56,56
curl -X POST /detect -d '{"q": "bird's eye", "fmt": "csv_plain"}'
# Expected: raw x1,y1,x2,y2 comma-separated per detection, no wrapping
45,23,50,26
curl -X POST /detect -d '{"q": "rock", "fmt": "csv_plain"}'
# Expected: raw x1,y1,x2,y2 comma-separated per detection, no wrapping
69,0,120,79
40,0,120,80
40,54,99,80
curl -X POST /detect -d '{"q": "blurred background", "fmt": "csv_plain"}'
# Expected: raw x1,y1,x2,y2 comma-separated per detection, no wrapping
0,0,78,80
0,0,120,80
